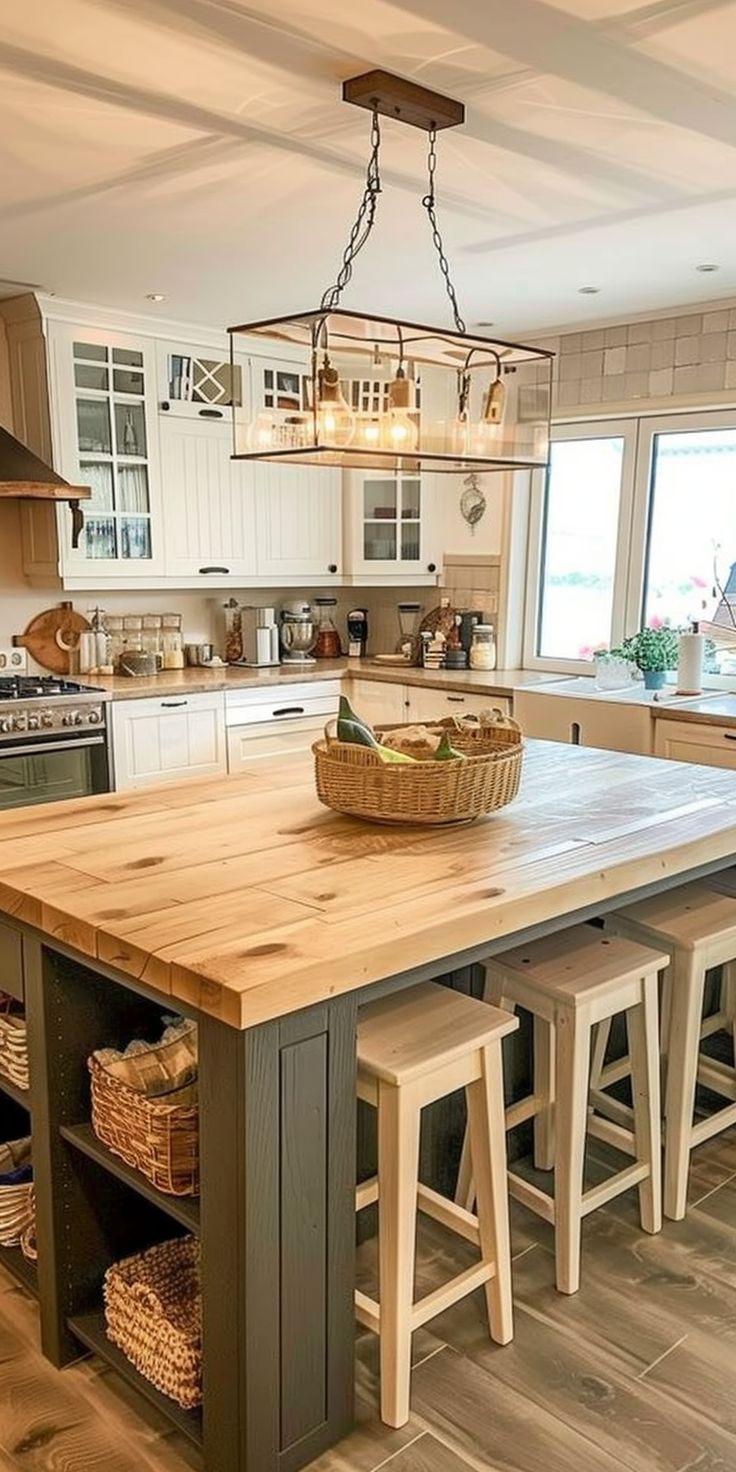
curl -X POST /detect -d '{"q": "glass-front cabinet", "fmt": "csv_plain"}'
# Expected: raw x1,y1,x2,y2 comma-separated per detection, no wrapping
49,322,163,577
347,470,439,579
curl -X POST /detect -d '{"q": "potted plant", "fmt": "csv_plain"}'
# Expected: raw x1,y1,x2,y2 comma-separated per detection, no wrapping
620,627,679,690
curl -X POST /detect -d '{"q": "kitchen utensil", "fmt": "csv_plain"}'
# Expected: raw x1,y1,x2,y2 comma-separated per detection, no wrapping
12,601,90,675
118,650,158,678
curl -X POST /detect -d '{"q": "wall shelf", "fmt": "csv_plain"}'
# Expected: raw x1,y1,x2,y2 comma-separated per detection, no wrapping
59,1123,199,1234
68,1310,203,1445
0,1073,32,1111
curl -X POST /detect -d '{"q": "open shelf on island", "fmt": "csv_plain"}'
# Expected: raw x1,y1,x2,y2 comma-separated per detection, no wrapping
0,1242,38,1297
59,1123,199,1234
68,1310,202,1445
0,1072,32,1111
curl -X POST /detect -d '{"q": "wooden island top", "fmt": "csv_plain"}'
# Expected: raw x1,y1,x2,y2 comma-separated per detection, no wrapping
1,740,736,1028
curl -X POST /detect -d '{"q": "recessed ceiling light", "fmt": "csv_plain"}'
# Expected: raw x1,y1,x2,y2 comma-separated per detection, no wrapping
146,292,166,301
476,320,494,327
695,263,719,273
578,285,600,295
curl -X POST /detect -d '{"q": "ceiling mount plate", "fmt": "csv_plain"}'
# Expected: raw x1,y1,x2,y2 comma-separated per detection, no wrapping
342,70,465,132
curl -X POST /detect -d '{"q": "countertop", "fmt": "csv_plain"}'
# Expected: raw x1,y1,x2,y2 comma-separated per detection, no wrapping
650,694,736,726
1,741,735,1029
81,661,555,702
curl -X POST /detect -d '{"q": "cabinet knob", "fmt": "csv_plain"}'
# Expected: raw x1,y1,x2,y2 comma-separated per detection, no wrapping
161,400,170,411
328,563,338,574
427,562,437,573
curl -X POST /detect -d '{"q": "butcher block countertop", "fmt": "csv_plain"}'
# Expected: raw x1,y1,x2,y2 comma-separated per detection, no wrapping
1,742,736,1029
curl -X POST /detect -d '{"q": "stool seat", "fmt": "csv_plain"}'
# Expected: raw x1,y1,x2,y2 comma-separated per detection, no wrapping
358,982,518,1085
490,928,669,1006
614,881,736,955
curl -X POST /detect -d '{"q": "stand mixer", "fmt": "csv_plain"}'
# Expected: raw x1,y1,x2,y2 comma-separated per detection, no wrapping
279,600,318,664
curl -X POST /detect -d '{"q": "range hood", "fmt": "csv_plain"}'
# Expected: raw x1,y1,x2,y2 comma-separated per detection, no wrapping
0,425,89,546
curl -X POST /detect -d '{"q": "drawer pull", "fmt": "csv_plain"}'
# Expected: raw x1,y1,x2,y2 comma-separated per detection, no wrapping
199,565,230,575
273,705,305,717
161,700,188,708
447,695,465,704
198,408,223,419
724,732,736,741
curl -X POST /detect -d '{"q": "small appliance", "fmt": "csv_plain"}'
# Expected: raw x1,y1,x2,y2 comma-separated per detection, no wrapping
239,607,280,668
347,608,368,658
280,601,318,664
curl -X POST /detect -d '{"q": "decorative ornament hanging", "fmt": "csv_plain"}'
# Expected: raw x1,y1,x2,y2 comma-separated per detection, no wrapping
459,472,487,533
229,71,553,475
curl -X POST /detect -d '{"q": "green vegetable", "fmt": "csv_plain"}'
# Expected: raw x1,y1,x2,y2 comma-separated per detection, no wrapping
337,693,379,748
375,745,416,764
433,731,465,762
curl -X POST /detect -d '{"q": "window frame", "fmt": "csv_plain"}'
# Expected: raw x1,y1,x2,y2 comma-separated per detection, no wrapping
523,418,640,673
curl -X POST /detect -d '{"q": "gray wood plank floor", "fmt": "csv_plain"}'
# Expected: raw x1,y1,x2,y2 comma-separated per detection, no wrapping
1,1127,735,1472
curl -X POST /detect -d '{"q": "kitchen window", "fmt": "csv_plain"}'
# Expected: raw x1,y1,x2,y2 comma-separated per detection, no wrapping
524,409,736,675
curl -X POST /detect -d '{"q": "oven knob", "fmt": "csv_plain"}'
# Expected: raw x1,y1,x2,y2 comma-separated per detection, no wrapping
13,714,27,732
61,711,73,726
41,711,54,728
27,713,40,731
73,710,85,725
0,717,11,734
88,708,101,724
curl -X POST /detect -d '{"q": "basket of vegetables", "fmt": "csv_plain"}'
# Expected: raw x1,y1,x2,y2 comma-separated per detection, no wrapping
312,696,523,825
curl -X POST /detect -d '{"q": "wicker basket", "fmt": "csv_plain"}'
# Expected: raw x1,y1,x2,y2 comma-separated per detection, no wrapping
104,1236,201,1409
90,1043,199,1198
313,709,523,826
0,1137,34,1249
0,1012,30,1093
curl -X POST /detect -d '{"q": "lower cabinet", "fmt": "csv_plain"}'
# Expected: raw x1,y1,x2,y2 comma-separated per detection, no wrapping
227,715,327,769
653,719,736,769
348,678,511,728
348,678,409,727
111,692,227,789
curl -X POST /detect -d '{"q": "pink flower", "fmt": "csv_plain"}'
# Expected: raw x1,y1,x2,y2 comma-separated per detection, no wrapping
648,615,663,630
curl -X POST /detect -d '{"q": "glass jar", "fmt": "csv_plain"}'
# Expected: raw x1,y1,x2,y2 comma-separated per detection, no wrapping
223,600,243,664
313,598,342,659
469,623,496,671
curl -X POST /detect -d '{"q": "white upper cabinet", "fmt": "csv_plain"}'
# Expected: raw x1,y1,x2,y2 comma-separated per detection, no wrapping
48,321,164,580
160,417,257,580
253,462,342,579
344,469,441,581
156,337,247,424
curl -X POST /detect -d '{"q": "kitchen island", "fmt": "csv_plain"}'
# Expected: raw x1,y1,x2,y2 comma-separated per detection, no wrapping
1,740,736,1471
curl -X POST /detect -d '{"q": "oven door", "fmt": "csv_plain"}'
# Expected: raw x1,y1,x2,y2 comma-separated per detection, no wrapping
0,733,110,810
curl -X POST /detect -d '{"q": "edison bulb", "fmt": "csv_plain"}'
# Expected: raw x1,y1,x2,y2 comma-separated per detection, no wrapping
248,413,276,451
385,411,418,450
317,354,355,448
359,419,382,445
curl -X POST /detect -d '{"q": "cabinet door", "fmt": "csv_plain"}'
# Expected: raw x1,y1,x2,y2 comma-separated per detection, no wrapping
111,693,226,789
406,687,511,723
348,679,408,728
160,418,256,579
227,716,326,770
653,720,736,768
254,462,341,579
347,471,439,579
48,322,164,578
157,338,247,421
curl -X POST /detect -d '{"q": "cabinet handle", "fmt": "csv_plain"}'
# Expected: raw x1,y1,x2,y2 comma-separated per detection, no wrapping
199,566,230,575
724,733,736,741
161,699,188,708
198,408,224,419
273,705,305,717
427,562,437,573
328,563,338,574
447,695,465,703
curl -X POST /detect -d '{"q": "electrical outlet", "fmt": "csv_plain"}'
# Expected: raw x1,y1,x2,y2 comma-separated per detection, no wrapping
0,647,27,674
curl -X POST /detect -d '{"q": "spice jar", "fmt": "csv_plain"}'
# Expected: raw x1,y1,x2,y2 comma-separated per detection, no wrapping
469,623,496,671
313,598,342,659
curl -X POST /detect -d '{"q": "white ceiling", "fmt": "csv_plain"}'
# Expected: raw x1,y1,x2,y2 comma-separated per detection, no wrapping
2,0,736,335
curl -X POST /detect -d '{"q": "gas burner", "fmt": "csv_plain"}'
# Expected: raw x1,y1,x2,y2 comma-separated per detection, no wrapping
0,676,103,701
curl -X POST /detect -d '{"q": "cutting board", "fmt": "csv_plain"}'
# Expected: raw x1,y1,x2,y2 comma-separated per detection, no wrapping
12,601,90,675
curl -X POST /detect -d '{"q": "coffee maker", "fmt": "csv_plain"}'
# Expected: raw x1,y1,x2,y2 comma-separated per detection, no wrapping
347,608,368,658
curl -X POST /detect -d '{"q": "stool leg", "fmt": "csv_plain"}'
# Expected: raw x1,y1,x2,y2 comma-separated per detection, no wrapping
377,1079,421,1428
625,972,662,1235
455,974,516,1211
466,1041,513,1344
589,1017,612,1091
663,951,705,1221
554,1004,591,1295
533,1016,555,1171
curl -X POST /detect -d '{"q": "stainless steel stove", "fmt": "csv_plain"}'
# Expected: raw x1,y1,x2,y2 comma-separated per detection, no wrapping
0,676,110,809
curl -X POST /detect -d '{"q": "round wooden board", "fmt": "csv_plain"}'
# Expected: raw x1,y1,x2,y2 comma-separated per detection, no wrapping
13,601,90,674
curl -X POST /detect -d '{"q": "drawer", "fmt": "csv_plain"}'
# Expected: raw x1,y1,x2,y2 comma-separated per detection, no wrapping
654,719,736,769
0,918,24,1003
112,691,225,719
225,685,339,728
227,716,326,770
406,687,511,724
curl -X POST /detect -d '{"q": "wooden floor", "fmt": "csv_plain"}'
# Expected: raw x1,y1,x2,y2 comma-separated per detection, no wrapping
2,1126,736,1472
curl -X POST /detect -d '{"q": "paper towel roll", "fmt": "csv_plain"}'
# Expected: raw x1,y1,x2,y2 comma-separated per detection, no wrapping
677,632,705,695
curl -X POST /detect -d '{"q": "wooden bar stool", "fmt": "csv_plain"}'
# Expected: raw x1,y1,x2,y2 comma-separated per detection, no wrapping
604,881,736,1220
457,926,667,1295
356,981,518,1428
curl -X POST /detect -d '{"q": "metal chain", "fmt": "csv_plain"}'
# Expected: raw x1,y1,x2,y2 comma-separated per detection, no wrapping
421,126,466,334
320,109,382,313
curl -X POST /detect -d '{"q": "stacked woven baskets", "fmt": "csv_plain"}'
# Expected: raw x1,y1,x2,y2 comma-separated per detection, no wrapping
89,1020,199,1197
313,708,523,825
0,1137,35,1257
0,996,30,1092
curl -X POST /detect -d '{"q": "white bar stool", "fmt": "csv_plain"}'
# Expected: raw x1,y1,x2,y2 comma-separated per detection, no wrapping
604,880,736,1220
356,981,517,1428
456,926,667,1294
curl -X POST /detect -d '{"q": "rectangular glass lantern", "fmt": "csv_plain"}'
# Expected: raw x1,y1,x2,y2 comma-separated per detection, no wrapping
229,310,553,473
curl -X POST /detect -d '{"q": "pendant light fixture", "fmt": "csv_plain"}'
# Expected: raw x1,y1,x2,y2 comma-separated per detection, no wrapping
229,71,553,475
